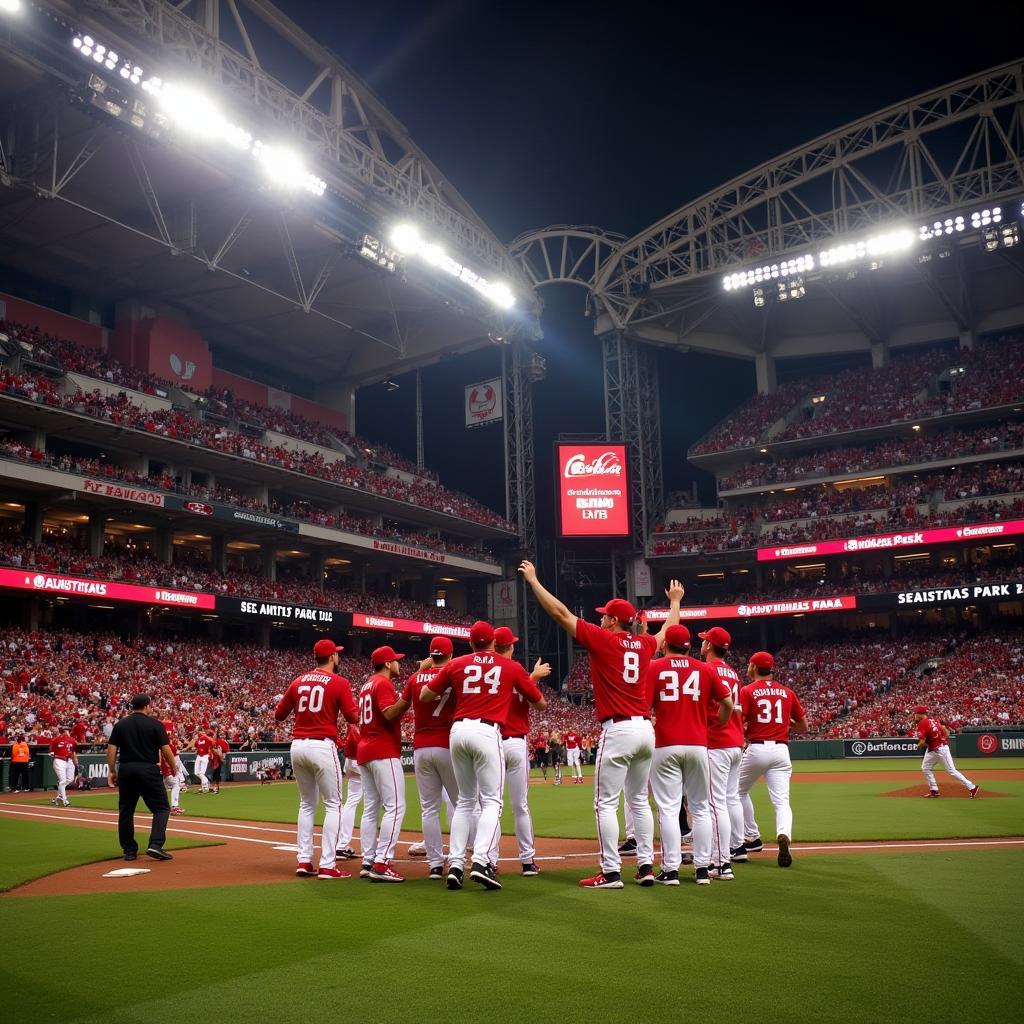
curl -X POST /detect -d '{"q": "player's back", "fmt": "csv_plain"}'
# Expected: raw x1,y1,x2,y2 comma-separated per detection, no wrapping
706,661,744,748
739,678,804,742
648,655,722,746
404,667,455,747
280,669,355,741
444,652,530,723
576,619,657,720
357,674,403,760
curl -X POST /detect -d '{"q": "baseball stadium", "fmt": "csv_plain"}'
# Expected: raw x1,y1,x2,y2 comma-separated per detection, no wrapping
0,3,1021,1021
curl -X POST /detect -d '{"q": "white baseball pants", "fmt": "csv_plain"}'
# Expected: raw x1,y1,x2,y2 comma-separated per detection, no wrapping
338,762,362,850
707,746,744,864
53,758,75,802
651,745,712,871
922,745,974,791
360,757,406,865
448,719,504,870
595,718,655,873
290,738,343,870
163,772,180,808
566,747,582,776
738,742,793,841
414,747,460,868
488,736,536,865
194,754,210,791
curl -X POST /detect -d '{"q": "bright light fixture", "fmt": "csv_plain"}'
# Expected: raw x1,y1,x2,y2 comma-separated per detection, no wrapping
0,0,23,13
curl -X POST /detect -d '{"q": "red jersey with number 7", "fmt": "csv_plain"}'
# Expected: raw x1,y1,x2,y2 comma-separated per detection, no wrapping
426,652,541,723
739,679,805,742
575,619,658,721
273,669,358,741
647,656,729,747
402,667,455,749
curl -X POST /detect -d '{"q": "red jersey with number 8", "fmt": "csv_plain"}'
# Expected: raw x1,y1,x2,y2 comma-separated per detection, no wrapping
739,679,805,742
402,668,455,749
273,670,358,741
647,656,729,747
427,652,541,723
575,619,658,721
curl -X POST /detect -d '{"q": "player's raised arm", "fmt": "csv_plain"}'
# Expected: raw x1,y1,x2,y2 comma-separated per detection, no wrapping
652,580,685,647
519,560,577,635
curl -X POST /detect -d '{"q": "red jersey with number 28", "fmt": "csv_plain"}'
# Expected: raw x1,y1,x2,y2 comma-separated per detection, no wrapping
706,661,745,749
402,667,455,749
274,670,358,742
739,680,805,742
575,619,658,721
427,652,541,724
916,716,948,751
647,656,729,747
50,735,76,760
356,674,404,763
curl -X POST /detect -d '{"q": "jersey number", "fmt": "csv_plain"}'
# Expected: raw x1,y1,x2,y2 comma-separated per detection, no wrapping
659,669,701,702
623,651,640,685
755,698,784,724
359,693,374,726
463,664,502,695
431,688,453,718
297,685,324,714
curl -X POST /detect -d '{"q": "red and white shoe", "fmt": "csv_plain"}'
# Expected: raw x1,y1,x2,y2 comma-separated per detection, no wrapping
170,807,184,815
969,785,980,799
369,863,405,883
579,871,624,889
317,866,352,879
295,862,317,877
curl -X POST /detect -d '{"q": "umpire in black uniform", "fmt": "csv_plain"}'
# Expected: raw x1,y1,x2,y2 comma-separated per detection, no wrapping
106,693,178,862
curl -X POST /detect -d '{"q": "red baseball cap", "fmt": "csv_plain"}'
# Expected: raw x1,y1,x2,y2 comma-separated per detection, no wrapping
429,636,453,657
664,624,691,648
698,626,732,649
494,626,519,647
469,621,495,646
749,651,775,672
313,638,343,659
912,704,928,714
371,646,405,667
595,597,637,622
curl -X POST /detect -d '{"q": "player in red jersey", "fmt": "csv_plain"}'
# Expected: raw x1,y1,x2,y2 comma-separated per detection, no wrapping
335,723,362,860
912,705,978,798
402,636,459,879
357,646,410,883
423,621,545,892
701,626,747,871
160,718,185,815
737,652,807,868
648,626,732,886
563,729,584,784
191,730,213,793
273,639,359,879
49,728,79,807
520,560,685,889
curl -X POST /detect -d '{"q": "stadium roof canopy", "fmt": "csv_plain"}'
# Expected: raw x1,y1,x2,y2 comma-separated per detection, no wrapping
0,0,539,392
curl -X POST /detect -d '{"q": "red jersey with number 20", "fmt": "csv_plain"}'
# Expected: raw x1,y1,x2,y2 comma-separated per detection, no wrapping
273,670,358,742
402,667,455,749
576,619,658,721
427,652,541,724
739,679,805,742
647,656,729,747
706,662,745,749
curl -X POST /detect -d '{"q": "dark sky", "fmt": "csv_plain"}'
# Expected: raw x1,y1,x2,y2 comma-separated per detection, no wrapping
270,1,1020,542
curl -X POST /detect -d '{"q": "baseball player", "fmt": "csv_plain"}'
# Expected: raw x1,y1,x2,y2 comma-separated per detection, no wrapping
273,638,359,879
550,731,564,785
519,560,685,889
913,705,979,798
421,620,546,892
532,729,550,781
701,626,747,869
49,727,79,807
335,723,362,860
486,626,551,877
737,652,807,868
160,718,185,815
191,730,213,793
564,728,583,783
208,743,223,794
647,626,732,885
357,646,410,883
403,636,460,879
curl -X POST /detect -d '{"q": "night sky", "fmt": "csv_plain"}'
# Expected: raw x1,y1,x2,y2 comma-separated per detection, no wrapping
271,1,1019,552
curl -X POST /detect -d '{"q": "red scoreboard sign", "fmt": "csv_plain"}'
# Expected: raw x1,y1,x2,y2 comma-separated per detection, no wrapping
557,444,630,538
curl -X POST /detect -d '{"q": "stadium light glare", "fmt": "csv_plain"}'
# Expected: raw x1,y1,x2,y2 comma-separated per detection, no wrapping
0,0,22,12
390,223,422,255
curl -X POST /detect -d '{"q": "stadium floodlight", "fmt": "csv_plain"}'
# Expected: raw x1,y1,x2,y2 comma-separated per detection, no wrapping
390,223,422,255
0,0,22,13
970,206,1002,229
819,228,914,267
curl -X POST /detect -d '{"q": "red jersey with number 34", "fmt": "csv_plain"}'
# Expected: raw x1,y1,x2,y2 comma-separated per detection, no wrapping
427,652,541,723
647,656,729,747
575,619,658,721
739,680,805,742
706,661,745,749
357,674,404,763
402,667,455,749
274,670,358,741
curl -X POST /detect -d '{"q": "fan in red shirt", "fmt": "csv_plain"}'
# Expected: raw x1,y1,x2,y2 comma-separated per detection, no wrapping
912,705,978,798
49,729,79,807
519,559,684,890
273,639,358,878
737,652,807,869
647,626,732,886
422,621,545,892
563,729,584,784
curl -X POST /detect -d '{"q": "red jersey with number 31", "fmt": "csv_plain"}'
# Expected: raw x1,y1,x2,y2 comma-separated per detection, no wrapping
739,679,805,742
402,667,455,749
274,670,358,741
427,652,541,723
647,656,729,747
575,619,658,721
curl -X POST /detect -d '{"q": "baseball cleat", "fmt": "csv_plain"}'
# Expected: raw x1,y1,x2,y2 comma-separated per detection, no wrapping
635,863,656,887
655,869,680,886
695,867,711,885
359,862,373,878
295,862,317,877
408,841,427,857
369,863,404,883
317,867,352,879
170,807,184,815
146,847,173,861
579,871,624,889
923,790,940,798
776,834,792,868
50,797,58,806
969,785,980,799
680,832,694,845
521,863,540,876
715,864,735,880
62,800,71,807
744,836,764,853
336,847,358,860
446,866,464,890
730,845,749,863
470,862,502,891
428,865,445,880
617,837,637,856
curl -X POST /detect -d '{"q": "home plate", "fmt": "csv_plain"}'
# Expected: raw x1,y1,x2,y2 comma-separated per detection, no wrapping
273,845,300,852
103,868,152,877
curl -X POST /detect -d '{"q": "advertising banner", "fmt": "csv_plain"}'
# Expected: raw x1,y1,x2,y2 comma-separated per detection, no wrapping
489,579,518,624
557,443,630,538
215,596,341,625
371,538,446,563
858,579,1024,610
646,595,857,621
843,738,920,758
465,378,503,427
0,567,216,610
963,731,1024,757
82,478,166,508
351,612,471,640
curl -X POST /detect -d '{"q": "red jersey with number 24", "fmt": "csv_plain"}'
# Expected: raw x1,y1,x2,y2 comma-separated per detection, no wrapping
273,670,358,742
647,656,729,747
402,667,455,749
427,652,541,724
575,619,658,721
739,680,805,742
